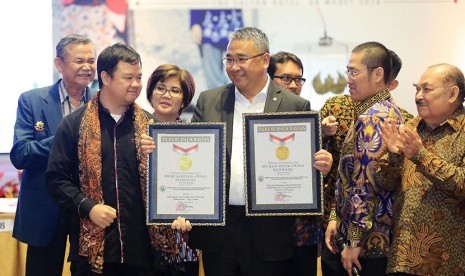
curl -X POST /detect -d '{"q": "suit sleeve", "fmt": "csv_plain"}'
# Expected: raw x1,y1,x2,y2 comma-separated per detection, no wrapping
10,94,54,169
191,91,205,123
46,115,95,217
303,99,311,111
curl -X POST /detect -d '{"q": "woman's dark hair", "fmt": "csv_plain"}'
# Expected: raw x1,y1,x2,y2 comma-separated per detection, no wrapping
146,64,195,114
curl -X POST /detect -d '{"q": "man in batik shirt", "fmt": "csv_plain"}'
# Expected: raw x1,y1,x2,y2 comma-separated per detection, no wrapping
321,49,413,275
377,63,465,276
325,42,404,276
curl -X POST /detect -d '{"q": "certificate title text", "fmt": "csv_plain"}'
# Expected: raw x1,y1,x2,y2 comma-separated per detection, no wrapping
160,136,211,142
257,125,306,132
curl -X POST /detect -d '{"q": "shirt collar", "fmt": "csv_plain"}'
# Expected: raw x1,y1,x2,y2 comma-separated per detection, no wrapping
353,89,391,119
58,79,87,103
418,105,465,132
234,75,270,105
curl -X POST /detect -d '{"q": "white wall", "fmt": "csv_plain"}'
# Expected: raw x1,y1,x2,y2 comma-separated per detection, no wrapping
1,0,465,153
0,0,53,153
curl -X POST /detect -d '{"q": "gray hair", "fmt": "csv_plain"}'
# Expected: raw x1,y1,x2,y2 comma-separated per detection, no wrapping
430,63,465,103
56,34,93,59
229,27,269,53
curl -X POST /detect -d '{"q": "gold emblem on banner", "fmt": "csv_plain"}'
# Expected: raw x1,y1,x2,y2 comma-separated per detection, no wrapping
276,145,290,161
178,156,192,171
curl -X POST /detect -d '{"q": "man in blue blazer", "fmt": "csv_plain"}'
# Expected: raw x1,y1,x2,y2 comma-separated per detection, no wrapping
10,34,96,276
189,27,331,276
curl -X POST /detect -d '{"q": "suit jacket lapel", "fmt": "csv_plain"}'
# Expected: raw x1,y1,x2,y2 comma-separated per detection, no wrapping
221,84,235,158
42,81,63,136
264,82,283,112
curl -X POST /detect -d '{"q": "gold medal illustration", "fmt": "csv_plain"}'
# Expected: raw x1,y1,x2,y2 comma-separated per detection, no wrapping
178,156,192,171
276,145,290,161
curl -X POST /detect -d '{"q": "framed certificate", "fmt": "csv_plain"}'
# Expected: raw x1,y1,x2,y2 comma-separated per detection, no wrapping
243,111,323,216
147,122,226,226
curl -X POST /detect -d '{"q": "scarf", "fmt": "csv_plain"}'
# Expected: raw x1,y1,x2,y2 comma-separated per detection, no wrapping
77,92,177,273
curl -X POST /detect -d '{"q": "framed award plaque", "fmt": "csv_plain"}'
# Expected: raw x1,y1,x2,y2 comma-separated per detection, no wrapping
243,111,323,216
147,122,226,226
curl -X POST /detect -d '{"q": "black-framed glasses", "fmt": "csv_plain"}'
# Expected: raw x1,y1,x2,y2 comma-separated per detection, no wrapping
154,85,183,98
273,75,306,86
345,67,378,79
222,52,267,66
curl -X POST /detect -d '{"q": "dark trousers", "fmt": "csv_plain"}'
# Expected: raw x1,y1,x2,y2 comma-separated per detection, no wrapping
290,245,318,276
25,212,69,276
71,256,156,276
321,241,346,276
202,206,292,276
321,242,387,276
184,261,199,276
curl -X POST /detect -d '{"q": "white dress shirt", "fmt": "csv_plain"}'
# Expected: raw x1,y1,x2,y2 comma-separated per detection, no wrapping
229,76,270,205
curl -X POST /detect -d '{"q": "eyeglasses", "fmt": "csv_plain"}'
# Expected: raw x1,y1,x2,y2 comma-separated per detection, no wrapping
223,52,267,66
154,85,183,97
273,75,306,86
345,67,377,79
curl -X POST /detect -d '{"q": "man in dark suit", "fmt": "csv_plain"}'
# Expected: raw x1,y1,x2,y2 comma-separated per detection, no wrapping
189,27,331,276
10,34,96,276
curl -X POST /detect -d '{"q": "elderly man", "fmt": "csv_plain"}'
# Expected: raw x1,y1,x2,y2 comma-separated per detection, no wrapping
378,63,465,276
11,34,96,276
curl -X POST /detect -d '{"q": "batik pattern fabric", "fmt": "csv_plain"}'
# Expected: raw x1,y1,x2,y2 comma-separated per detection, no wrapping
60,1,127,56
153,117,200,265
321,95,413,228
376,107,465,275
78,92,157,273
294,217,323,246
293,95,354,246
334,90,403,258
320,95,355,227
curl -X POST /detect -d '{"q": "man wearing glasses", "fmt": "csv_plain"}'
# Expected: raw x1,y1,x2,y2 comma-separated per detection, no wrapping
267,51,322,276
189,27,333,276
268,51,306,96
320,49,413,275
324,42,405,276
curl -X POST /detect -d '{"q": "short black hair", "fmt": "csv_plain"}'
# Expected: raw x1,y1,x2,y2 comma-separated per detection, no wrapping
97,43,141,89
352,42,391,85
389,49,402,83
267,51,304,78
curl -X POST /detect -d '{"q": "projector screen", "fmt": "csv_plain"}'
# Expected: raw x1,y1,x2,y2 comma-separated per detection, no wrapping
0,1,53,153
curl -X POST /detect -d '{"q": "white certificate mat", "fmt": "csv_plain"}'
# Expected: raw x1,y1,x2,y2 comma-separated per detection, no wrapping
147,122,226,226
243,112,323,216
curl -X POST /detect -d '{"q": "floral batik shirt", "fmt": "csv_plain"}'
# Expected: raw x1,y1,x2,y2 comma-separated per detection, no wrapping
376,107,465,275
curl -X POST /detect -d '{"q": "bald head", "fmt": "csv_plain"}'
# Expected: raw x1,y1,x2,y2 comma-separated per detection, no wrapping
428,63,465,103
415,63,464,129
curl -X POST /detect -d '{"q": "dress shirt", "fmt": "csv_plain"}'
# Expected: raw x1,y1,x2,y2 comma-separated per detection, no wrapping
59,80,87,116
229,76,270,205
